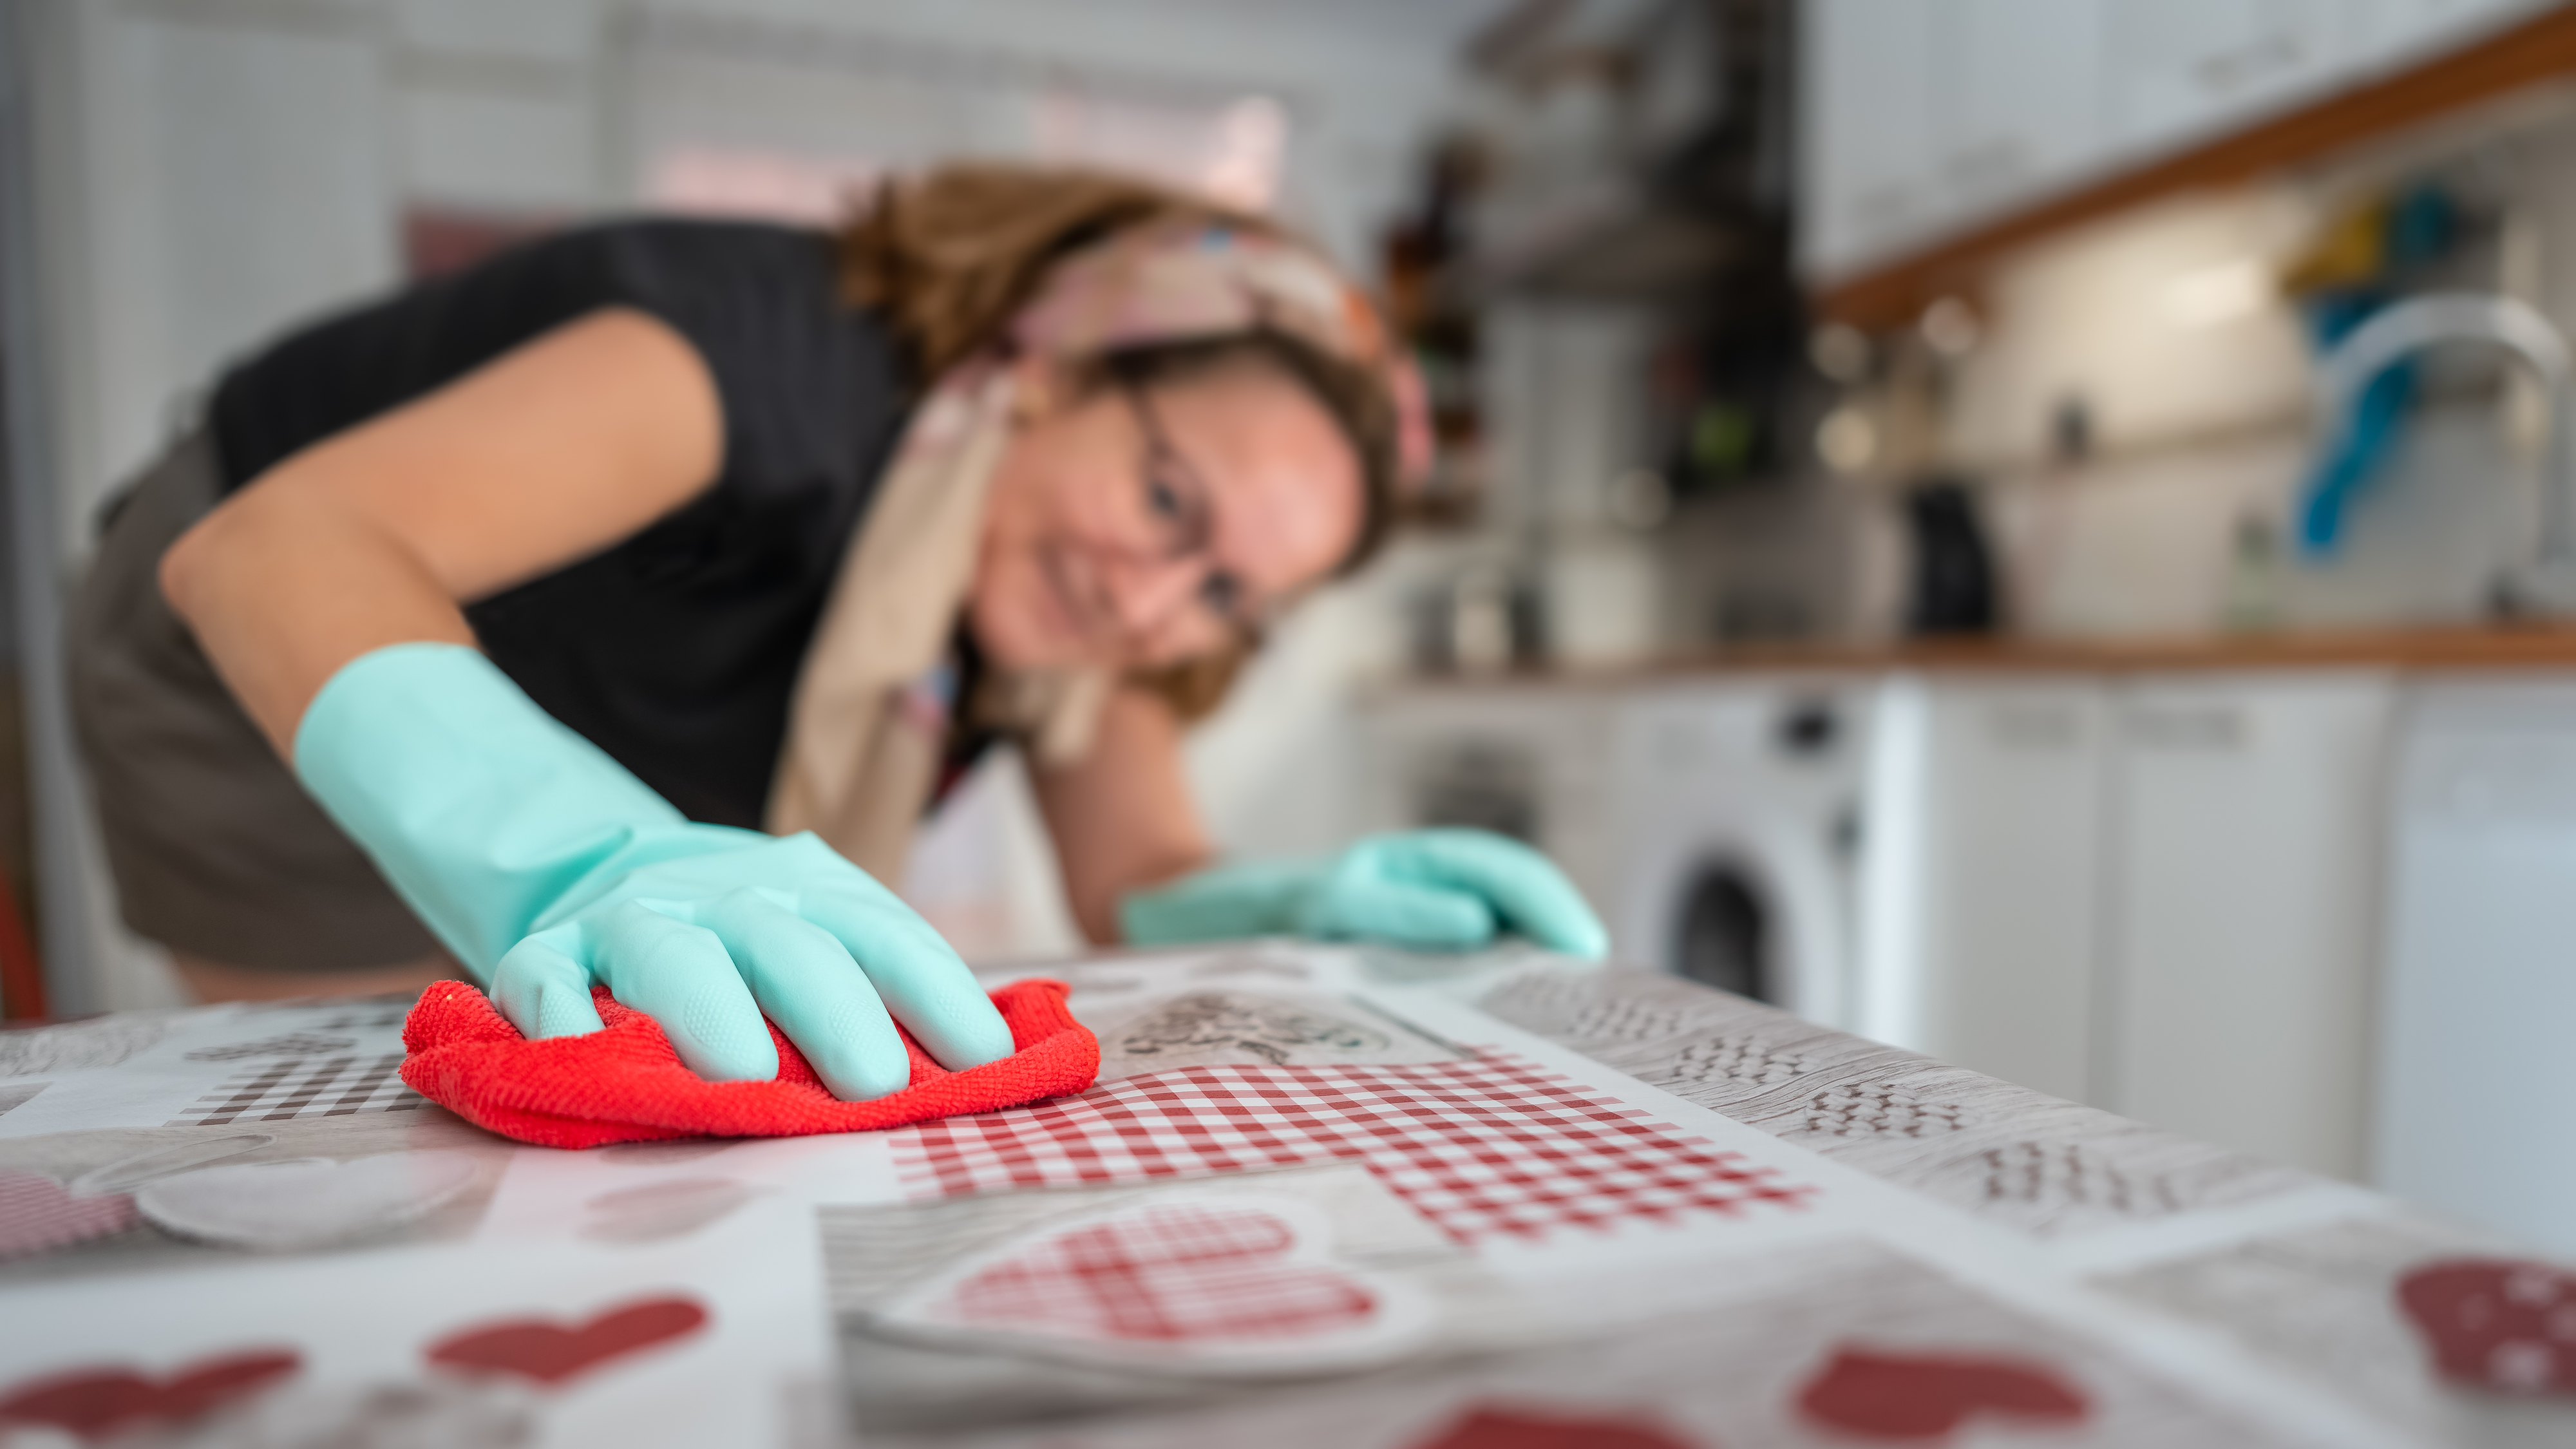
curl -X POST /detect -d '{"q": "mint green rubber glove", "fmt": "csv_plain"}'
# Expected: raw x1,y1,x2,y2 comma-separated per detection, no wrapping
293,643,1012,1100
1118,828,1608,960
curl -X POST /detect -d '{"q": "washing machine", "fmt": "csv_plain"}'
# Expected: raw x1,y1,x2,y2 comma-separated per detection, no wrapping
1604,678,1873,1029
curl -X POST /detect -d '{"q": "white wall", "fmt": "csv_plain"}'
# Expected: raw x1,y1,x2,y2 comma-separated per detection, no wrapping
23,0,1503,994
1921,90,2576,641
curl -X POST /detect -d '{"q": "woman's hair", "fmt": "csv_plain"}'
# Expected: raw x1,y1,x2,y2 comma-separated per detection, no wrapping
840,163,1402,720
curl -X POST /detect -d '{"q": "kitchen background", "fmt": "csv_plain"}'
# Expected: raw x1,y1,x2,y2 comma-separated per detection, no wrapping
4,1,2574,1254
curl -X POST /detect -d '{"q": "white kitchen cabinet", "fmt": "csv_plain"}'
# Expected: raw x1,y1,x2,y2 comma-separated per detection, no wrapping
1799,0,1946,279
1857,676,2110,1104
2105,0,2356,160
1859,669,2397,1180
2351,0,2552,70
2374,681,2576,1256
2098,674,2396,1179
1802,0,2111,279
1800,0,2566,283
1937,0,2109,219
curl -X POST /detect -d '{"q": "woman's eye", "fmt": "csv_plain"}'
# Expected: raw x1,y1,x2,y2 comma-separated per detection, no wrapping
1145,477,1184,520
1200,571,1242,620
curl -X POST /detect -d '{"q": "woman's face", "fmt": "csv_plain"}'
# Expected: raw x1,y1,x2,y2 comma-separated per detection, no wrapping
969,355,1365,673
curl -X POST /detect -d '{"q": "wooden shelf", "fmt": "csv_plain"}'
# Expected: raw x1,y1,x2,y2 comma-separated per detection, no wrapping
1816,5,2576,333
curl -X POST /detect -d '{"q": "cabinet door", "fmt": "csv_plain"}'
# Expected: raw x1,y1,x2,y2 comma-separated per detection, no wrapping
2376,683,2576,1256
1857,676,2108,1103
2102,674,2394,1180
2106,0,2356,159
1938,0,2108,214
1798,0,1945,278
2351,0,2550,70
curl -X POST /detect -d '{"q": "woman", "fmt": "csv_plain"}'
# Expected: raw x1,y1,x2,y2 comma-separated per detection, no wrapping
70,166,1604,1101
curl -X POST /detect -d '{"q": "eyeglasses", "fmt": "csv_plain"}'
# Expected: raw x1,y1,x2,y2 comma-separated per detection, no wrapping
1121,381,1271,638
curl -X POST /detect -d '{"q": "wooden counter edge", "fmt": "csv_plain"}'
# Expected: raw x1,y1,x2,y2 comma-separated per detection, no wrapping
1365,627,2576,694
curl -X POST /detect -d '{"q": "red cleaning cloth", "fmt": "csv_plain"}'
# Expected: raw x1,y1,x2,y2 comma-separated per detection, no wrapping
399,978,1099,1149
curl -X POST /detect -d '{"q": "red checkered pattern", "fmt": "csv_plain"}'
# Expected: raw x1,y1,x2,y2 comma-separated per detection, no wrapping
892,1054,1816,1245
0,1170,138,1260
931,1202,1375,1343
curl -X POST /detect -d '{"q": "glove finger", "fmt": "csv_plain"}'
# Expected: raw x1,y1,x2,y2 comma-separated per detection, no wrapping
702,889,909,1101
1311,873,1496,951
490,929,606,1040
1374,830,1609,960
589,900,779,1083
800,889,1013,1072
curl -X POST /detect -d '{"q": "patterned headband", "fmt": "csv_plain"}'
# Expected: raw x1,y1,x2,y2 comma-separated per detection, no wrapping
1008,218,1434,486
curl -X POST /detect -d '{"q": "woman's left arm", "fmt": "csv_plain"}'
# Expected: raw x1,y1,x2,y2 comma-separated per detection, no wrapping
1028,685,1213,944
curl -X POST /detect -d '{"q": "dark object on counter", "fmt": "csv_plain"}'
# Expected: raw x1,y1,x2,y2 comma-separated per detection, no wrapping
1904,480,1999,636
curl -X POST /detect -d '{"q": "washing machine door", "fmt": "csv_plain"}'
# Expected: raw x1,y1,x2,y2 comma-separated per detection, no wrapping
1608,686,1866,1029
1668,857,1772,1003
1627,824,1853,1027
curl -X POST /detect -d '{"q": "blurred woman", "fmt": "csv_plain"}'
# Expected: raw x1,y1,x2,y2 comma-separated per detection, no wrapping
70,165,1602,1100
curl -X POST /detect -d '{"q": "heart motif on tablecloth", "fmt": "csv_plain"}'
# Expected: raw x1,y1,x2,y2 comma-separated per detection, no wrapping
884,1193,1431,1374
2398,1257,2576,1397
135,1151,480,1251
426,1296,709,1386
1795,1346,2090,1439
0,1170,138,1260
1408,1404,1700,1448
0,1349,299,1438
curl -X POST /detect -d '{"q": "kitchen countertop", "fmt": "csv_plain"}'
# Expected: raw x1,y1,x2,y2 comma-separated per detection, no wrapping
1373,624,2576,695
1,946,2567,1446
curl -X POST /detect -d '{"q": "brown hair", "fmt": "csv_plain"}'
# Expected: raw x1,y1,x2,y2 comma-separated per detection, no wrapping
840,163,1401,719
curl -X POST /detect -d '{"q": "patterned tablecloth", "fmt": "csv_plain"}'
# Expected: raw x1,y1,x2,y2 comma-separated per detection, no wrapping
0,943,2568,1448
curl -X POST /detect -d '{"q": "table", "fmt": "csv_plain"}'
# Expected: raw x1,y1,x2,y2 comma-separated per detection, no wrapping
1,943,2568,1447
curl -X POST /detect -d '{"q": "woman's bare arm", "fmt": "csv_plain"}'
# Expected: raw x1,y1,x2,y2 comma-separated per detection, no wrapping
1028,687,1216,943
160,308,724,756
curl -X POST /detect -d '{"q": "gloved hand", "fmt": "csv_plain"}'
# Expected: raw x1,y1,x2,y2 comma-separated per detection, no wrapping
1118,828,1608,960
294,643,1012,1100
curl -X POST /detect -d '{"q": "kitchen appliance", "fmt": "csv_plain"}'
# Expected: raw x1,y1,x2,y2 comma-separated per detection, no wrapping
2374,678,2576,1256
1604,679,1871,1027
1902,479,1999,636
1354,676,1870,1028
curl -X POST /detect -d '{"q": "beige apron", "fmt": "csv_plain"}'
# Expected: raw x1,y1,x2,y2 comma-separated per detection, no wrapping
763,362,1108,884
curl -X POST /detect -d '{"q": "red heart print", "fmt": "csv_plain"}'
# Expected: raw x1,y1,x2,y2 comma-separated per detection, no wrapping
0,1170,138,1260
1796,1347,2088,1439
2398,1258,2576,1397
934,1202,1377,1344
0,1349,299,1439
425,1296,708,1386
1408,1404,1700,1448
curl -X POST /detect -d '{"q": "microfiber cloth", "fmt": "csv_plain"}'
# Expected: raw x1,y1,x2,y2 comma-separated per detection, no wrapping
399,978,1099,1149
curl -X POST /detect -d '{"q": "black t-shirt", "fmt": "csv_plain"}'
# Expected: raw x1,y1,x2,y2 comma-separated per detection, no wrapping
206,219,914,829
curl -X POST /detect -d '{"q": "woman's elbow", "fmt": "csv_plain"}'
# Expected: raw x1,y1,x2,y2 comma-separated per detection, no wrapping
158,484,305,625
156,507,232,625
1070,890,1125,949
